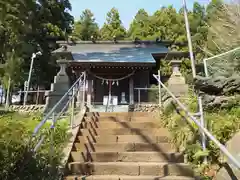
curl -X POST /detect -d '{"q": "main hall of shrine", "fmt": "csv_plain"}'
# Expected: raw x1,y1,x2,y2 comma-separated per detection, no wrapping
46,40,189,112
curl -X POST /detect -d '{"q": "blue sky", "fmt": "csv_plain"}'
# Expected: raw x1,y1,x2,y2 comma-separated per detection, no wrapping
69,0,209,29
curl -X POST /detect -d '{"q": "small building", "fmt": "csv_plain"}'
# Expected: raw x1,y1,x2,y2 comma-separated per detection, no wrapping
45,40,189,113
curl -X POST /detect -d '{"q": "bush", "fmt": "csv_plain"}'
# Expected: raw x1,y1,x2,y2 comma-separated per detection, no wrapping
0,112,70,180
160,91,240,179
206,108,240,163
148,84,159,103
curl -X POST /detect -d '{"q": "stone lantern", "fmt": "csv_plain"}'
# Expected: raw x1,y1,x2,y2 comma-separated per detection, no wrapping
44,48,71,114
168,59,188,96
153,51,190,97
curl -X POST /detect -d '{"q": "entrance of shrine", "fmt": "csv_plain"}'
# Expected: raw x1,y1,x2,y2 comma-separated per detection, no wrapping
89,70,134,106
69,61,153,111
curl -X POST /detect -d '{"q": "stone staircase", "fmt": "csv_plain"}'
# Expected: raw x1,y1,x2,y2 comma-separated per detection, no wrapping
64,112,195,180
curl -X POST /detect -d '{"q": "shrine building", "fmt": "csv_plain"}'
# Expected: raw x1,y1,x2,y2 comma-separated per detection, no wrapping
45,40,189,113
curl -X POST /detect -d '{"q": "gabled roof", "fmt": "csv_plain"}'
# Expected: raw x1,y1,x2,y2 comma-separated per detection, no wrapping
52,41,170,63
52,41,191,71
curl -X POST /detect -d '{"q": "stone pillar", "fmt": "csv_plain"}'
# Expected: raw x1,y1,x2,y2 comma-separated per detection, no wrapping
167,60,188,97
44,60,70,114
129,77,134,105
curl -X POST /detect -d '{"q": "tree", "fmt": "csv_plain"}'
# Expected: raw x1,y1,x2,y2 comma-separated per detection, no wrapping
206,0,223,20
0,0,36,97
188,2,208,60
206,0,236,52
100,8,126,40
0,0,74,104
72,9,99,40
205,0,240,75
150,6,187,44
0,0,34,61
3,51,23,106
13,0,74,91
128,9,150,39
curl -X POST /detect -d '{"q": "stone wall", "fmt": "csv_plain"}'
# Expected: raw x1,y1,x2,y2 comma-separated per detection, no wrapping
133,104,160,112
194,75,240,109
9,105,45,113
215,131,240,180
194,75,240,179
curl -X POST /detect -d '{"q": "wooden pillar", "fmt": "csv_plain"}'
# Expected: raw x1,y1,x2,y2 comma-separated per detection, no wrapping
129,76,134,105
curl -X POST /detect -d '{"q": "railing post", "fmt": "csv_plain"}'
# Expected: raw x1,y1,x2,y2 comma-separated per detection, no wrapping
158,70,162,108
138,89,140,105
82,72,86,108
76,72,84,108
36,86,40,105
203,59,209,77
129,77,134,105
71,86,75,129
50,112,55,166
198,95,207,164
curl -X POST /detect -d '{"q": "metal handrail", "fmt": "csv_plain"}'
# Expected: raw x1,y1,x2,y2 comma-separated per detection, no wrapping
134,88,158,90
33,72,85,136
153,74,240,169
134,87,159,105
31,72,86,152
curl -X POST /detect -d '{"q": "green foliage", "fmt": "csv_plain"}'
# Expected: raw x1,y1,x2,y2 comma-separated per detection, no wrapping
205,1,240,77
128,6,186,42
72,9,99,40
2,51,23,90
128,9,151,39
100,8,127,40
190,2,208,58
160,60,172,76
70,2,211,49
160,88,240,178
161,92,198,150
147,84,159,103
1,0,228,101
0,112,70,180
0,0,73,96
205,108,240,163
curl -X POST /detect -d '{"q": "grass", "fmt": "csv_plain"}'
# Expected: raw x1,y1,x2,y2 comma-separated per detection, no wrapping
0,111,71,180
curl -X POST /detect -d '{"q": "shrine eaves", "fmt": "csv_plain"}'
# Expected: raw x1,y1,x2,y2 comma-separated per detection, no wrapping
54,42,169,63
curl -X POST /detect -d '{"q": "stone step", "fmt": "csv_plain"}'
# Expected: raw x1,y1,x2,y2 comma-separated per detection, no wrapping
85,112,150,117
65,175,195,180
78,128,170,136
77,135,169,144
70,151,184,163
81,121,159,129
84,116,157,122
74,142,177,152
67,162,194,177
